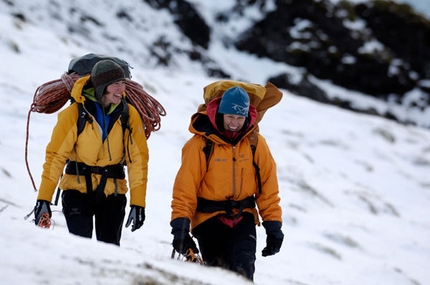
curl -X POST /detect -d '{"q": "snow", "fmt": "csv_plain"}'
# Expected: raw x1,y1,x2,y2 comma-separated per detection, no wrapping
1,1,430,285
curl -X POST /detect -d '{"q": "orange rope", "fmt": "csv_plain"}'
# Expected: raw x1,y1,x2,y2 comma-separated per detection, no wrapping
171,248,205,264
25,72,166,191
125,80,166,139
37,212,51,229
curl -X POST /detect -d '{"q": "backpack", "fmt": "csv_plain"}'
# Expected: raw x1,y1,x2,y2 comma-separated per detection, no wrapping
68,53,132,78
25,53,166,192
199,80,283,127
199,80,283,194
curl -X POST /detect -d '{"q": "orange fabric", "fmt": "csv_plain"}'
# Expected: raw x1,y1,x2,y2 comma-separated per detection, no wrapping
171,112,282,230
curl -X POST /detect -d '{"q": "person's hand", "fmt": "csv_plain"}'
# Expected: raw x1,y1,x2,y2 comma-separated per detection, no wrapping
262,221,284,257
172,234,199,255
170,218,199,254
34,200,52,228
125,206,145,232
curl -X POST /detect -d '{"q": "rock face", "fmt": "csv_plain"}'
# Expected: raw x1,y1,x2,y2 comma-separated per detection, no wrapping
3,0,429,125
143,0,210,49
235,0,429,96
152,0,429,124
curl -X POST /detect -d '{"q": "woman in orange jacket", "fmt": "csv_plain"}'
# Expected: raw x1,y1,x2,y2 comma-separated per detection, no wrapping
33,60,149,246
170,86,283,281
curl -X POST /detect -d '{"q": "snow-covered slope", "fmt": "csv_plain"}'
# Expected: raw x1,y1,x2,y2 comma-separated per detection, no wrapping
1,1,430,284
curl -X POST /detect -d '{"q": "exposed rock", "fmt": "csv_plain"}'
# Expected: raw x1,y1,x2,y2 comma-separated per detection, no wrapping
234,0,430,124
143,0,211,49
268,72,330,103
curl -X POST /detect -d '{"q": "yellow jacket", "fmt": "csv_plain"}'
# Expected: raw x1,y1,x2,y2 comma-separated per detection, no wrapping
171,100,282,230
37,76,149,207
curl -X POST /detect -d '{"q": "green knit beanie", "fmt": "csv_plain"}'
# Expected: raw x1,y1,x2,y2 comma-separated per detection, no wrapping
91,60,125,100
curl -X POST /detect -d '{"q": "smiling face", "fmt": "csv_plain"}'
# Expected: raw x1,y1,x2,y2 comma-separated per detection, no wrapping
223,114,246,132
101,80,126,108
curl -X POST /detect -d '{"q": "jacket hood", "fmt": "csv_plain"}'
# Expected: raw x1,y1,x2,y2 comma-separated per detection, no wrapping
189,97,258,144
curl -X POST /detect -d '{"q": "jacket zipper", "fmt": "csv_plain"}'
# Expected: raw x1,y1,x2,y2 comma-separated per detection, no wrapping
231,146,236,198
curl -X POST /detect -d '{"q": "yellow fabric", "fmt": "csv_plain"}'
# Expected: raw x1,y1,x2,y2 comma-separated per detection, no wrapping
37,76,149,207
203,80,266,105
171,114,282,230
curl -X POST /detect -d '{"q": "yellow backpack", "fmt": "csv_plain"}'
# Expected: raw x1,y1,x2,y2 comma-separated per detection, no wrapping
199,80,283,128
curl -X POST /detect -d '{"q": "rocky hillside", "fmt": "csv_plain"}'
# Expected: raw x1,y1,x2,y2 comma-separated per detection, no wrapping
2,0,429,126
234,0,430,123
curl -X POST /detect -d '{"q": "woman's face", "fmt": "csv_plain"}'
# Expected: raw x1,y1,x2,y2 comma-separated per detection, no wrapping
223,114,246,132
102,80,126,107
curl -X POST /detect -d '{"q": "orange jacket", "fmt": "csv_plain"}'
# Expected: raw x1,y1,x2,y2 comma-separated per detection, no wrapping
37,76,149,207
171,100,282,230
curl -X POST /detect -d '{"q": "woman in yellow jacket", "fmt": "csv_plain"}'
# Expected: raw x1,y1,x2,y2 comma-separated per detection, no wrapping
170,86,283,281
33,60,149,246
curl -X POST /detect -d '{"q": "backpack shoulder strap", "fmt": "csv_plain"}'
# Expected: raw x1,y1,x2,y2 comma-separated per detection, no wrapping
248,131,262,194
77,103,92,137
202,138,214,171
120,97,130,134
248,131,258,153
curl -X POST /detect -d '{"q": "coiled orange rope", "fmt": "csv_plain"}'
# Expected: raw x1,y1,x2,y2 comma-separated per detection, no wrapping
25,72,166,191
125,79,167,136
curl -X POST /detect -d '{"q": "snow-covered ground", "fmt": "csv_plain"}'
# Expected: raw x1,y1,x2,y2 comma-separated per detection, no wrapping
1,1,430,284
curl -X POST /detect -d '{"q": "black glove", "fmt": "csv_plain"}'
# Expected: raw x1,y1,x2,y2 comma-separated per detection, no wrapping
125,206,145,232
262,221,284,257
171,218,199,254
34,200,52,227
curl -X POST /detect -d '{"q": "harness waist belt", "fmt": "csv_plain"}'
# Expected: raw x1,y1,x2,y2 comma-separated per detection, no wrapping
65,161,125,179
65,161,125,198
196,196,255,217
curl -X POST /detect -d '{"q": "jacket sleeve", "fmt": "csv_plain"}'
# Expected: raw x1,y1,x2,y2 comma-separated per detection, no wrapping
37,104,79,202
254,134,283,223
125,104,149,207
171,135,207,221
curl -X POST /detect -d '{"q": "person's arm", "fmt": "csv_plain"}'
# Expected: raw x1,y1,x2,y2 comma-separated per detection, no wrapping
171,135,206,222
254,135,282,222
37,104,79,202
254,134,284,256
170,136,205,253
125,104,149,208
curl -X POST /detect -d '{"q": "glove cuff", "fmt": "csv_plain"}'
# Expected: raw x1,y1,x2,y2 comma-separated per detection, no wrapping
36,200,52,216
262,221,283,238
131,205,145,212
170,218,190,239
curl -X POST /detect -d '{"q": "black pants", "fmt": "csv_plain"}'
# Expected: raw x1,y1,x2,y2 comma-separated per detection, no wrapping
193,213,257,281
62,190,126,246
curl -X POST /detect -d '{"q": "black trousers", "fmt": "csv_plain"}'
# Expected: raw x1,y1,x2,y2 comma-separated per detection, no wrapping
193,212,257,281
62,190,126,246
